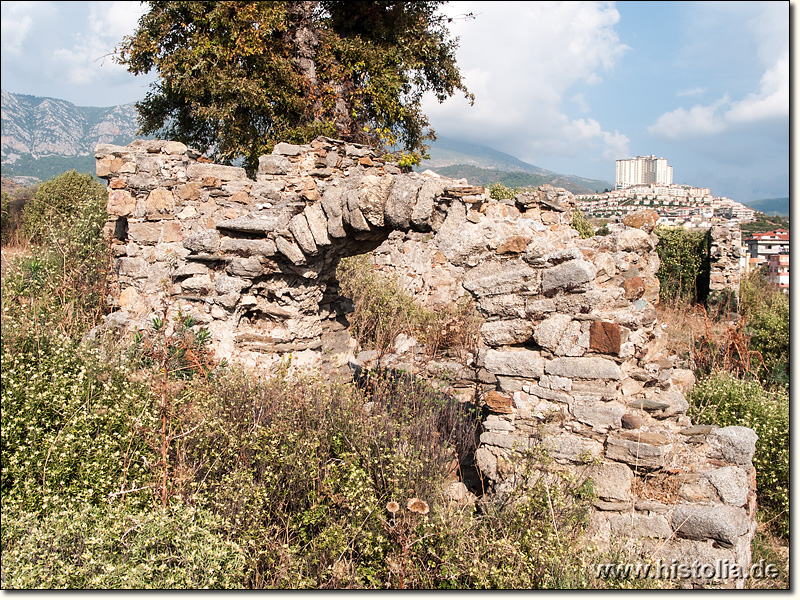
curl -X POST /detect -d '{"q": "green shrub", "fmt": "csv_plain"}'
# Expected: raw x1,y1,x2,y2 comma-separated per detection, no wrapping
738,271,789,388
1,503,245,589
688,372,789,538
489,182,516,200
0,337,156,514
22,171,106,243
654,226,710,303
571,209,594,238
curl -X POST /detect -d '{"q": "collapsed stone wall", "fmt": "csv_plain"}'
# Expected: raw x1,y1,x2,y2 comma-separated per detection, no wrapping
96,138,755,588
708,224,743,309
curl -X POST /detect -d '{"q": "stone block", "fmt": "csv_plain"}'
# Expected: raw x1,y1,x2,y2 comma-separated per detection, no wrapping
708,426,758,467
541,259,596,294
480,319,533,346
108,189,137,216
671,505,750,547
484,348,544,378
704,466,749,507
588,462,633,501
605,431,673,469
545,357,622,380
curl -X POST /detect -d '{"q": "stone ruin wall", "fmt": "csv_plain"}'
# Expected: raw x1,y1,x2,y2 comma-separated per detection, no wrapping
96,138,755,587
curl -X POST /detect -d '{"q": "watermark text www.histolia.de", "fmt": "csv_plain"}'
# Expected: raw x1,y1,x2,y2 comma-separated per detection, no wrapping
595,559,780,581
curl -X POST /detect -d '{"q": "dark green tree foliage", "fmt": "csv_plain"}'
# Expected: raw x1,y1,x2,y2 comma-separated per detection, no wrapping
118,1,472,176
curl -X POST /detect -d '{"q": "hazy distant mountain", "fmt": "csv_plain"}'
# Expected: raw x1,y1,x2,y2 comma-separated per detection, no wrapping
743,197,789,217
420,136,614,195
1,90,141,181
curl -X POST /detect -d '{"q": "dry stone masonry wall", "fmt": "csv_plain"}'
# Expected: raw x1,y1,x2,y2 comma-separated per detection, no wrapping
97,138,755,588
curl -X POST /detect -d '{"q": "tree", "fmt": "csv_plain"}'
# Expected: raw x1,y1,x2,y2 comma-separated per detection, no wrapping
118,1,473,176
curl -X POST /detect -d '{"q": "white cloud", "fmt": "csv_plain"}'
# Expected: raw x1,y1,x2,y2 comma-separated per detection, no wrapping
649,2,788,140
422,1,629,165
0,1,56,54
676,87,706,98
50,2,149,88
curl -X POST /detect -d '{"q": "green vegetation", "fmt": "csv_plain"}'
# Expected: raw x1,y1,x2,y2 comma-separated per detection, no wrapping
118,1,472,175
571,209,595,239
1,154,97,185
688,374,788,538
740,212,789,237
653,226,710,303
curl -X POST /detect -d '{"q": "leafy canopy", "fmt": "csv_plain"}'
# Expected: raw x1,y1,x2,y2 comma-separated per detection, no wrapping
118,1,472,176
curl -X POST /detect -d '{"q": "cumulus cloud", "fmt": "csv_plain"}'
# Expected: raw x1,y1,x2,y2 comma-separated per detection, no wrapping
422,1,629,166
52,1,149,86
648,2,787,140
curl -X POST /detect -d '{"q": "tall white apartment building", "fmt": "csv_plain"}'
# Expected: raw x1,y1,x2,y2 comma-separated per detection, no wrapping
616,155,673,189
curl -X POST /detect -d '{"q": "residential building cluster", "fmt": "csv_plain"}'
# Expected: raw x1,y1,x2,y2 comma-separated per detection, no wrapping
581,155,788,293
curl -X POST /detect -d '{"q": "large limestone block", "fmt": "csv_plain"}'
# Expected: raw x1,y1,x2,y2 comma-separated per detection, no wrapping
303,203,331,247
410,178,445,231
321,186,346,238
606,513,672,539
541,259,596,295
385,175,421,230
483,348,544,378
588,462,633,501
358,175,393,227
707,426,758,468
533,314,572,352
605,431,673,469
108,189,137,216
480,319,533,346
671,505,750,547
704,466,749,507
545,357,622,380
463,259,539,297
289,213,318,255
616,228,654,252
187,163,247,181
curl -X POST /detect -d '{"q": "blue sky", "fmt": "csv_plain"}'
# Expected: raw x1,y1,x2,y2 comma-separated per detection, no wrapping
0,1,790,203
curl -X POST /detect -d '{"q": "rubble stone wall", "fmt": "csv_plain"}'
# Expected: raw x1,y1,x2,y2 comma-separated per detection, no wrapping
97,138,755,588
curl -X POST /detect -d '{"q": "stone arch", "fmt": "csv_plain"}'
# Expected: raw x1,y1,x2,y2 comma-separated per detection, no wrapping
97,138,759,586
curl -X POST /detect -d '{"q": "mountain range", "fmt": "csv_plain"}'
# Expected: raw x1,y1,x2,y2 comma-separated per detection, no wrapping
0,90,787,214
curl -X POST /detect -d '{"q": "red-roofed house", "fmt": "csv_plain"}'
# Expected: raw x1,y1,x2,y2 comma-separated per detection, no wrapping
745,229,789,260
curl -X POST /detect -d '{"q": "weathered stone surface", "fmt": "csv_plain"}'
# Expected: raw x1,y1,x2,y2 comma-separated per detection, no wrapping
621,276,646,300
704,466,749,507
145,188,175,218
303,203,331,247
359,175,393,227
548,434,604,462
497,235,531,254
219,238,276,257
708,426,758,467
289,213,318,255
484,348,544,378
616,228,654,252
533,314,571,352
607,512,672,539
588,462,633,501
108,189,137,216
622,209,659,232
605,431,673,469
228,257,264,278
627,398,670,412
187,163,247,180
484,391,514,414
410,178,444,230
344,188,371,232
545,357,622,380
385,175,420,230
671,505,750,547
258,155,291,175
184,230,220,254
214,275,249,296
572,401,626,431
541,259,596,294
589,320,621,354
480,319,533,346
127,222,163,244
273,142,302,156
463,259,538,297
216,216,285,234
181,274,214,294
321,186,346,238
621,413,643,429
479,431,528,451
